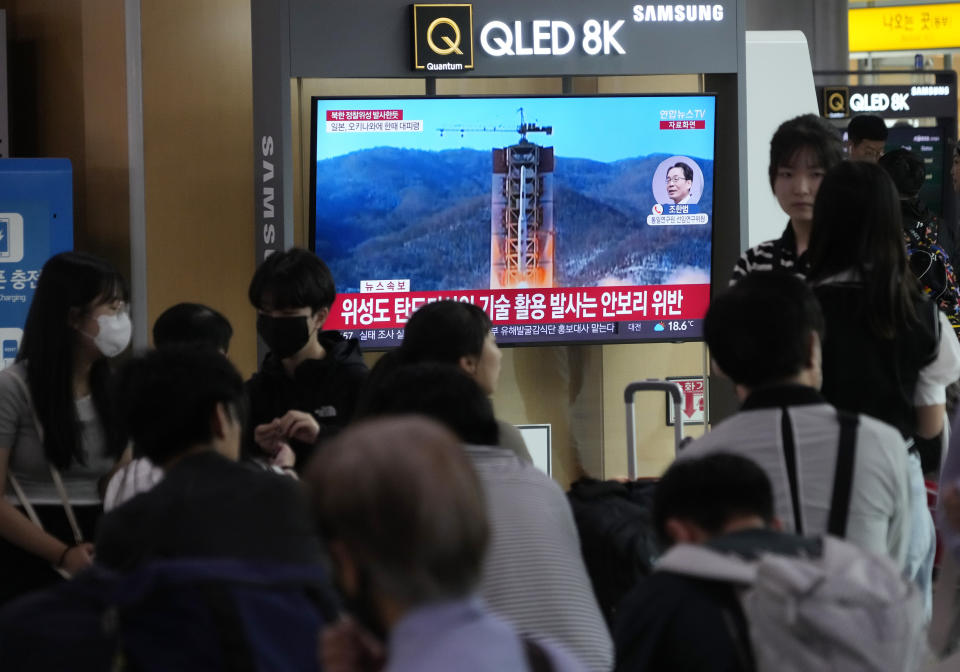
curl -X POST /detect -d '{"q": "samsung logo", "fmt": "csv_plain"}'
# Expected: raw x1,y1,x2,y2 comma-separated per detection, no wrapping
261,135,276,246
632,4,724,22
910,85,950,97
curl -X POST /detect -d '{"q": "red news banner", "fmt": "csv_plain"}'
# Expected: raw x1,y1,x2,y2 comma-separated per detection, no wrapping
326,284,710,330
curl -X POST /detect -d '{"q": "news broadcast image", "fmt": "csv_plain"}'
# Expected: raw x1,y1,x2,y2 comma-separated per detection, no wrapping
312,95,716,346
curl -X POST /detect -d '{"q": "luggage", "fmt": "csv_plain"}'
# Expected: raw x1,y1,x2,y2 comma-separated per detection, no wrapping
0,558,338,672
567,478,657,626
566,380,691,625
624,379,686,479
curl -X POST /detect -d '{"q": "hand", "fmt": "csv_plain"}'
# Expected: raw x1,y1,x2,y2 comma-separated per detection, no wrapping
275,410,321,445
254,421,284,456
270,442,296,469
944,485,960,532
60,542,95,576
320,617,386,672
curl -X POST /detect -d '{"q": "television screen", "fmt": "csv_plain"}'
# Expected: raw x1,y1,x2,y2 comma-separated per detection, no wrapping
311,94,716,347
885,125,946,219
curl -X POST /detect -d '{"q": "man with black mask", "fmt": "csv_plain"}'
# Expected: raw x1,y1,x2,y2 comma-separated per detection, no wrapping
246,248,368,472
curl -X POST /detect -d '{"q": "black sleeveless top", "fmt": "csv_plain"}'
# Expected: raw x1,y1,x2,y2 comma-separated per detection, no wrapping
814,282,939,438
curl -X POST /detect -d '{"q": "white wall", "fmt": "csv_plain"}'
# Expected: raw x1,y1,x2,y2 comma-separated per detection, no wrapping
744,31,819,247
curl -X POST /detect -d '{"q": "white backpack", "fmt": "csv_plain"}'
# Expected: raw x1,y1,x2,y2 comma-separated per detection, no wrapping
656,536,929,672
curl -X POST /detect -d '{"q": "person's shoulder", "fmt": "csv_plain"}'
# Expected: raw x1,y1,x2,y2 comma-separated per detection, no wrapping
0,362,28,397
615,572,695,634
730,238,782,283
96,483,161,553
495,420,533,463
853,414,908,466
244,357,284,393
678,412,761,457
467,445,551,480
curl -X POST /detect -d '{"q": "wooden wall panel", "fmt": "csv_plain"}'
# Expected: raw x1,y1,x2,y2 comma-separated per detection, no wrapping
0,0,130,291
140,0,257,375
80,0,129,279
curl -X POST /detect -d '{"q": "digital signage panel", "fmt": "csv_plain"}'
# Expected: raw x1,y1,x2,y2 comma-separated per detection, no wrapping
311,94,716,347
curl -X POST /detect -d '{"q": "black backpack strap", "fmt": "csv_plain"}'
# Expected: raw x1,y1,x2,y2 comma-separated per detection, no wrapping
780,407,804,535
521,636,554,672
827,411,859,537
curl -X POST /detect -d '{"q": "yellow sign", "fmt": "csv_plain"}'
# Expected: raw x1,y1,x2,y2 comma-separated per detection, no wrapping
850,4,960,52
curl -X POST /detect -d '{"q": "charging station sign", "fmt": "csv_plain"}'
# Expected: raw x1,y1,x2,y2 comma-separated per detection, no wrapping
0,159,73,369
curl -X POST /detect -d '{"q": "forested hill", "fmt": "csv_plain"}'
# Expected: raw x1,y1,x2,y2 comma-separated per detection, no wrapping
315,147,713,292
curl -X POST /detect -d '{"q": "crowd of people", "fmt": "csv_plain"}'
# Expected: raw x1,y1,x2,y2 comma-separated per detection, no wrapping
0,112,959,671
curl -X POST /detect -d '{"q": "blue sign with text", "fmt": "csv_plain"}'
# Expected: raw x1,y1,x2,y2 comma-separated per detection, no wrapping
0,159,74,366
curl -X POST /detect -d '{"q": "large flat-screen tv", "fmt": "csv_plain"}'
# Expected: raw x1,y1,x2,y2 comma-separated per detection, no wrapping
310,94,716,347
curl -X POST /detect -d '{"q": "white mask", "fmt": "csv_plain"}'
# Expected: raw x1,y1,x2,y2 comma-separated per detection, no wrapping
87,312,132,357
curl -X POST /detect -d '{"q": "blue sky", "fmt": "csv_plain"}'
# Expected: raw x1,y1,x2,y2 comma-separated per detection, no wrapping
315,95,715,164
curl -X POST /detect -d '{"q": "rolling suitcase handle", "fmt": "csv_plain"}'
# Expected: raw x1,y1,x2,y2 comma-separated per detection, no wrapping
624,380,684,480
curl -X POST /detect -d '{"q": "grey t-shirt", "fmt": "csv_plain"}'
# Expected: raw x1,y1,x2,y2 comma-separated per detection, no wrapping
0,362,112,505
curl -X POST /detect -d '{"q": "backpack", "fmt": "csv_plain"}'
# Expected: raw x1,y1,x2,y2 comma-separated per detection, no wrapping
656,536,928,672
0,558,339,672
566,478,659,625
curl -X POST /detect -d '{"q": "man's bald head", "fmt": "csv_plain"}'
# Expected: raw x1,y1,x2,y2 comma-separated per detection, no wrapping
307,416,488,606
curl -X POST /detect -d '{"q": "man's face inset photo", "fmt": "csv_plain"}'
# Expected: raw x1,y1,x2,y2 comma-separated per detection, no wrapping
666,165,692,204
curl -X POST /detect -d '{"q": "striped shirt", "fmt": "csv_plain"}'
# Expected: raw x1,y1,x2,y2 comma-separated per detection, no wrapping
464,445,613,672
730,223,806,285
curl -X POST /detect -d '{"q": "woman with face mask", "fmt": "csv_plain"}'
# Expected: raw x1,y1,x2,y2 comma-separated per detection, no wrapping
0,252,130,603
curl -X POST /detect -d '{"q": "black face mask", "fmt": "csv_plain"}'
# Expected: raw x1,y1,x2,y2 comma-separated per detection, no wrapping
257,314,312,359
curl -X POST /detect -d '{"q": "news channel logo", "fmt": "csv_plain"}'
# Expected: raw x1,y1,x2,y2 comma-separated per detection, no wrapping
0,214,25,264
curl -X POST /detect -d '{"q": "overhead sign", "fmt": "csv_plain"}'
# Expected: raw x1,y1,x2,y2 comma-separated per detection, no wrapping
816,84,956,119
293,0,739,78
412,4,475,71
850,4,960,53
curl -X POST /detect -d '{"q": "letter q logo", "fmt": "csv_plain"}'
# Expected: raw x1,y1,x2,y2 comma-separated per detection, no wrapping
427,17,463,55
412,4,474,71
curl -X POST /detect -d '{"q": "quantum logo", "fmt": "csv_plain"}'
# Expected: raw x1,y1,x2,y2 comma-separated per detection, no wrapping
413,4,474,71
427,17,462,55
822,86,848,119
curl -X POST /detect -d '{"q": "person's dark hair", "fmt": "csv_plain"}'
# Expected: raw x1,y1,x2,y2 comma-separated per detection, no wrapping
357,362,499,446
654,453,774,548
17,252,128,468
153,303,233,353
308,417,489,605
668,162,693,181
705,271,824,388
248,248,335,313
401,300,492,364
768,114,843,189
807,161,921,338
878,148,925,198
117,346,246,465
847,114,889,145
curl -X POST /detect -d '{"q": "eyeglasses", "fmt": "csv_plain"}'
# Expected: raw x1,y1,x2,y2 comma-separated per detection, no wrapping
665,175,689,184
